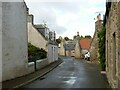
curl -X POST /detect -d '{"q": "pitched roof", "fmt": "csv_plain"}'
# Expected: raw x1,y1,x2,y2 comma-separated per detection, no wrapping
80,38,93,49
33,25,48,41
64,40,76,50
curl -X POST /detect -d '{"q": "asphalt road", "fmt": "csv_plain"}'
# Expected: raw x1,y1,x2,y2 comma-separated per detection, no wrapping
22,56,109,88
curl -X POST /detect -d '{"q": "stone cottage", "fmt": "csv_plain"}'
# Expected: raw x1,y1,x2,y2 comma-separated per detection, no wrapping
59,32,81,59
58,37,65,56
89,14,103,63
28,11,58,64
104,2,120,89
28,14,48,51
64,40,76,57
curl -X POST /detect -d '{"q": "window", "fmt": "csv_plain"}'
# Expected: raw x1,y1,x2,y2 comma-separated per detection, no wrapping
113,32,116,79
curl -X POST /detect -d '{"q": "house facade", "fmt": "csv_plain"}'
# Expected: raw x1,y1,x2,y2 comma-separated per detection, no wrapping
64,40,76,57
47,31,58,63
34,24,50,40
2,1,29,81
105,2,120,89
28,14,48,51
59,37,65,56
59,32,81,59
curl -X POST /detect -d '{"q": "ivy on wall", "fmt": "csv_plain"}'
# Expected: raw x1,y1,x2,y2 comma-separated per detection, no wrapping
98,26,106,71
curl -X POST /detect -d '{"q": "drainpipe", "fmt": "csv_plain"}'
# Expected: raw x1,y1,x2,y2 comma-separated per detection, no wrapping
65,46,66,56
34,60,37,71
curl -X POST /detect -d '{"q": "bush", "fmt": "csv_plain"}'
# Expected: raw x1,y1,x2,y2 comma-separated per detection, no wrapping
28,43,47,62
98,26,106,71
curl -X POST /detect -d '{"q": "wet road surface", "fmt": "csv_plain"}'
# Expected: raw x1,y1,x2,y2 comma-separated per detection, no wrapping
23,57,109,88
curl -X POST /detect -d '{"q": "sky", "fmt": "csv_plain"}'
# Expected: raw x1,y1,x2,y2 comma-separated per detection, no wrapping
25,0,106,39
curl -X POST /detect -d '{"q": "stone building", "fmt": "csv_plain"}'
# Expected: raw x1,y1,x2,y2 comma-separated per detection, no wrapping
89,14,103,63
59,32,81,59
64,40,76,57
104,2,120,89
34,24,50,40
59,37,65,56
28,14,58,63
47,30,58,63
28,14,48,51
74,38,81,59
2,1,29,81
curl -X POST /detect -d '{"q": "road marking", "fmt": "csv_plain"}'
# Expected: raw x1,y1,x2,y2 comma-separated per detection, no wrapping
59,62,65,66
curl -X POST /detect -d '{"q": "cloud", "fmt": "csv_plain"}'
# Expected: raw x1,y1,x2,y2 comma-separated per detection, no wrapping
25,0,106,39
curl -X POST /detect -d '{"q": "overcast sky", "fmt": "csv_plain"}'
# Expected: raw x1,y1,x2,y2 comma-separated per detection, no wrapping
25,0,106,39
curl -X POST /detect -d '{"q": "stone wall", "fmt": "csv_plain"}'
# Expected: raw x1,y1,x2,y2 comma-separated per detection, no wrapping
89,20,102,63
2,2,28,81
59,40,65,56
75,40,81,59
105,2,120,88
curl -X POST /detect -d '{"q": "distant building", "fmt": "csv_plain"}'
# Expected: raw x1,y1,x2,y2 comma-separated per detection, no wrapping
89,14,103,63
80,38,92,57
58,37,65,56
59,32,82,59
34,24,50,40
47,31,58,63
49,31,56,42
64,40,76,57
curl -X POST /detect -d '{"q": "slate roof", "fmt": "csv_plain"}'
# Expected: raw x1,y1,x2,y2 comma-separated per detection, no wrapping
34,24,45,29
64,40,76,50
80,38,93,49
33,24,48,41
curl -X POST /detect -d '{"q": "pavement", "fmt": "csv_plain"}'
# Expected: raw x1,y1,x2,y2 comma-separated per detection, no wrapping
23,56,111,89
2,58,63,90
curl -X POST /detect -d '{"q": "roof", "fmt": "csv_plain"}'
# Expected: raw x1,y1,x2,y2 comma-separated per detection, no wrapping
80,38,93,49
34,24,45,29
33,25,48,41
64,40,76,50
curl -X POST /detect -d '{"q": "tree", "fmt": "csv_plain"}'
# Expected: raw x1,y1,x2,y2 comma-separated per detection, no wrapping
56,38,61,44
85,35,91,38
64,37,69,41
98,26,106,71
80,35,84,38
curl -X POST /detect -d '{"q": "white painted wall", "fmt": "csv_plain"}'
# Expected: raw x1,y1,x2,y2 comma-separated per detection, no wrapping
54,46,58,61
2,2,28,81
36,58,49,70
27,62,35,74
48,44,58,63
28,16,47,51
0,2,2,84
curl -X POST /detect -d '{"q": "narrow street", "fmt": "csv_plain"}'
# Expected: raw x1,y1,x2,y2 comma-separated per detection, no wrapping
23,56,109,88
